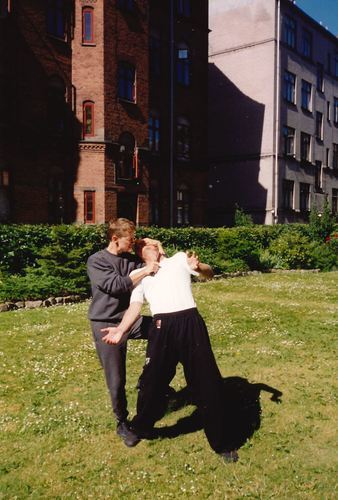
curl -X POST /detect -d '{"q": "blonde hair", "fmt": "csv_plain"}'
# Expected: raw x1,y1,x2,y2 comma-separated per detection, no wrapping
107,218,136,241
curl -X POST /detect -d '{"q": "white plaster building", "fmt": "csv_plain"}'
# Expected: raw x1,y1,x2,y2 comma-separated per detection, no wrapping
208,0,338,225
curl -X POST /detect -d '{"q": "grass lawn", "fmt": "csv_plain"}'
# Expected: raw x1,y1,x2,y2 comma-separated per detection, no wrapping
1,272,337,499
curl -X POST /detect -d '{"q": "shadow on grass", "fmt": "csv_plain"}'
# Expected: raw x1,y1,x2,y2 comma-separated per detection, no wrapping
155,377,282,451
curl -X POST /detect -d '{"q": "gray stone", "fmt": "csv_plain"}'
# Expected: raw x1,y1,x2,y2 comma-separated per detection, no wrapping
47,297,57,305
15,301,25,309
63,296,73,304
55,297,64,304
43,299,52,307
0,303,9,313
25,300,43,309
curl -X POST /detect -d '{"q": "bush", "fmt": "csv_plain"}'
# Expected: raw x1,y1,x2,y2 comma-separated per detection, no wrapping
264,232,315,269
234,205,253,227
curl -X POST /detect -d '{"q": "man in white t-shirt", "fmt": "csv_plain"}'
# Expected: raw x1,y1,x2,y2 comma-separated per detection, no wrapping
101,243,238,462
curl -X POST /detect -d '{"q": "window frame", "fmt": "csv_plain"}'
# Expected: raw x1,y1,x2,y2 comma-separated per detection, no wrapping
333,97,338,124
314,161,322,192
177,0,191,18
82,6,94,44
317,63,324,93
117,61,136,103
301,79,312,111
282,179,294,210
83,101,95,138
283,15,296,49
176,42,191,87
300,132,311,163
299,183,310,212
176,116,191,161
84,191,95,224
283,70,296,104
301,28,312,59
333,143,338,170
148,111,160,154
283,125,295,156
315,111,323,141
47,0,66,40
176,187,190,226
332,188,338,214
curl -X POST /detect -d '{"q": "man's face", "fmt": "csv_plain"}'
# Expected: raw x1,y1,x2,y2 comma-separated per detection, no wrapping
115,232,135,253
141,244,160,262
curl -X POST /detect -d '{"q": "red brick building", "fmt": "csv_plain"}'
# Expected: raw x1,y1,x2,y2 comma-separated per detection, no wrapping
1,0,208,226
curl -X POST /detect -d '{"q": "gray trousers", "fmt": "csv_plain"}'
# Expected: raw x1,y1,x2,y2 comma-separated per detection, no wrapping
91,315,152,423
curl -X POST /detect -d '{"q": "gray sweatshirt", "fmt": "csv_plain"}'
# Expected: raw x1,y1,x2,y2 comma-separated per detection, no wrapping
87,249,141,322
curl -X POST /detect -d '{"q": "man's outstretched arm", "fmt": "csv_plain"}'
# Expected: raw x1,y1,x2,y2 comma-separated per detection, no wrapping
101,302,143,345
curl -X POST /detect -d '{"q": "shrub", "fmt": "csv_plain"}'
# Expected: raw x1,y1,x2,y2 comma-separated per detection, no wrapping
264,232,315,269
308,201,336,241
234,205,254,227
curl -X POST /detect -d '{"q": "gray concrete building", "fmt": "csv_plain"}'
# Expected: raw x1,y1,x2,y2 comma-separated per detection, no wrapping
208,0,338,225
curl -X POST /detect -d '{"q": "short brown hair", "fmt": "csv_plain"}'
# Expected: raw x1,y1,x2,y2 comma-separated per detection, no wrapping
107,218,136,241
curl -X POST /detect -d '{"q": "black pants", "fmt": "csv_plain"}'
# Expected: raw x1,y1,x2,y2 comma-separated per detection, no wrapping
131,308,227,453
91,315,152,422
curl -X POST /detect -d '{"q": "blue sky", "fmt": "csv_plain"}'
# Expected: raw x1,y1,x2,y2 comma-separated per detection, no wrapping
295,0,338,36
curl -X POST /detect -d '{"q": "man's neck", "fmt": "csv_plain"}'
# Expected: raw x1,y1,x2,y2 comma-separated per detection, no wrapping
106,242,119,255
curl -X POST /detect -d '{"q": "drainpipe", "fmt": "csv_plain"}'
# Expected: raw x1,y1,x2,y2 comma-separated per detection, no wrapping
274,0,281,224
169,0,174,227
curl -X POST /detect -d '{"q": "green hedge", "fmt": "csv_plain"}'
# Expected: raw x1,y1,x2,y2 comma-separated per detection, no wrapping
0,222,337,302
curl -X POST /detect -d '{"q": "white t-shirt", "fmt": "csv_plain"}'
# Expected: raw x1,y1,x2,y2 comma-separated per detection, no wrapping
130,252,199,315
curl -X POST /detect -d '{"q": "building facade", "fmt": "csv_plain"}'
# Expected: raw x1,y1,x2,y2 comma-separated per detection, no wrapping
0,0,208,226
208,0,338,225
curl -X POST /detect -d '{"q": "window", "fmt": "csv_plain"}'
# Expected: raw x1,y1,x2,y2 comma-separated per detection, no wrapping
334,97,338,124
118,62,136,102
315,112,323,141
335,54,338,78
317,63,324,92
283,126,295,156
0,0,10,17
176,116,190,160
150,33,161,79
47,0,65,39
300,132,311,162
48,76,66,134
282,180,294,210
314,161,322,192
299,183,310,212
84,191,95,223
177,42,191,86
327,101,331,122
83,101,94,137
177,0,191,18
283,15,296,49
332,189,338,214
148,111,160,153
0,170,9,187
118,132,138,179
301,29,312,59
82,7,94,44
333,143,338,169
117,0,134,12
326,148,330,167
301,80,311,111
176,186,190,225
283,71,296,104
327,53,331,74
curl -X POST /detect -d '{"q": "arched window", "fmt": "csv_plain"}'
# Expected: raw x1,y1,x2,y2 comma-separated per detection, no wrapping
118,132,138,179
48,75,66,134
83,101,94,137
47,0,65,39
82,7,94,44
118,62,136,102
176,42,191,86
149,110,160,153
176,116,190,160
176,185,190,226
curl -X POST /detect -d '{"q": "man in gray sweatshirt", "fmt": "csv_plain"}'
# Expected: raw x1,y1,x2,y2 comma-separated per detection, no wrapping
87,218,161,446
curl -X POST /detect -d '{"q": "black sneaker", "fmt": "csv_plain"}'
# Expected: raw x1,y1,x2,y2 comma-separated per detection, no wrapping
116,421,141,447
218,450,239,463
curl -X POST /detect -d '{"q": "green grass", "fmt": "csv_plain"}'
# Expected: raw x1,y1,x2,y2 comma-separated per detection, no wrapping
1,272,337,499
